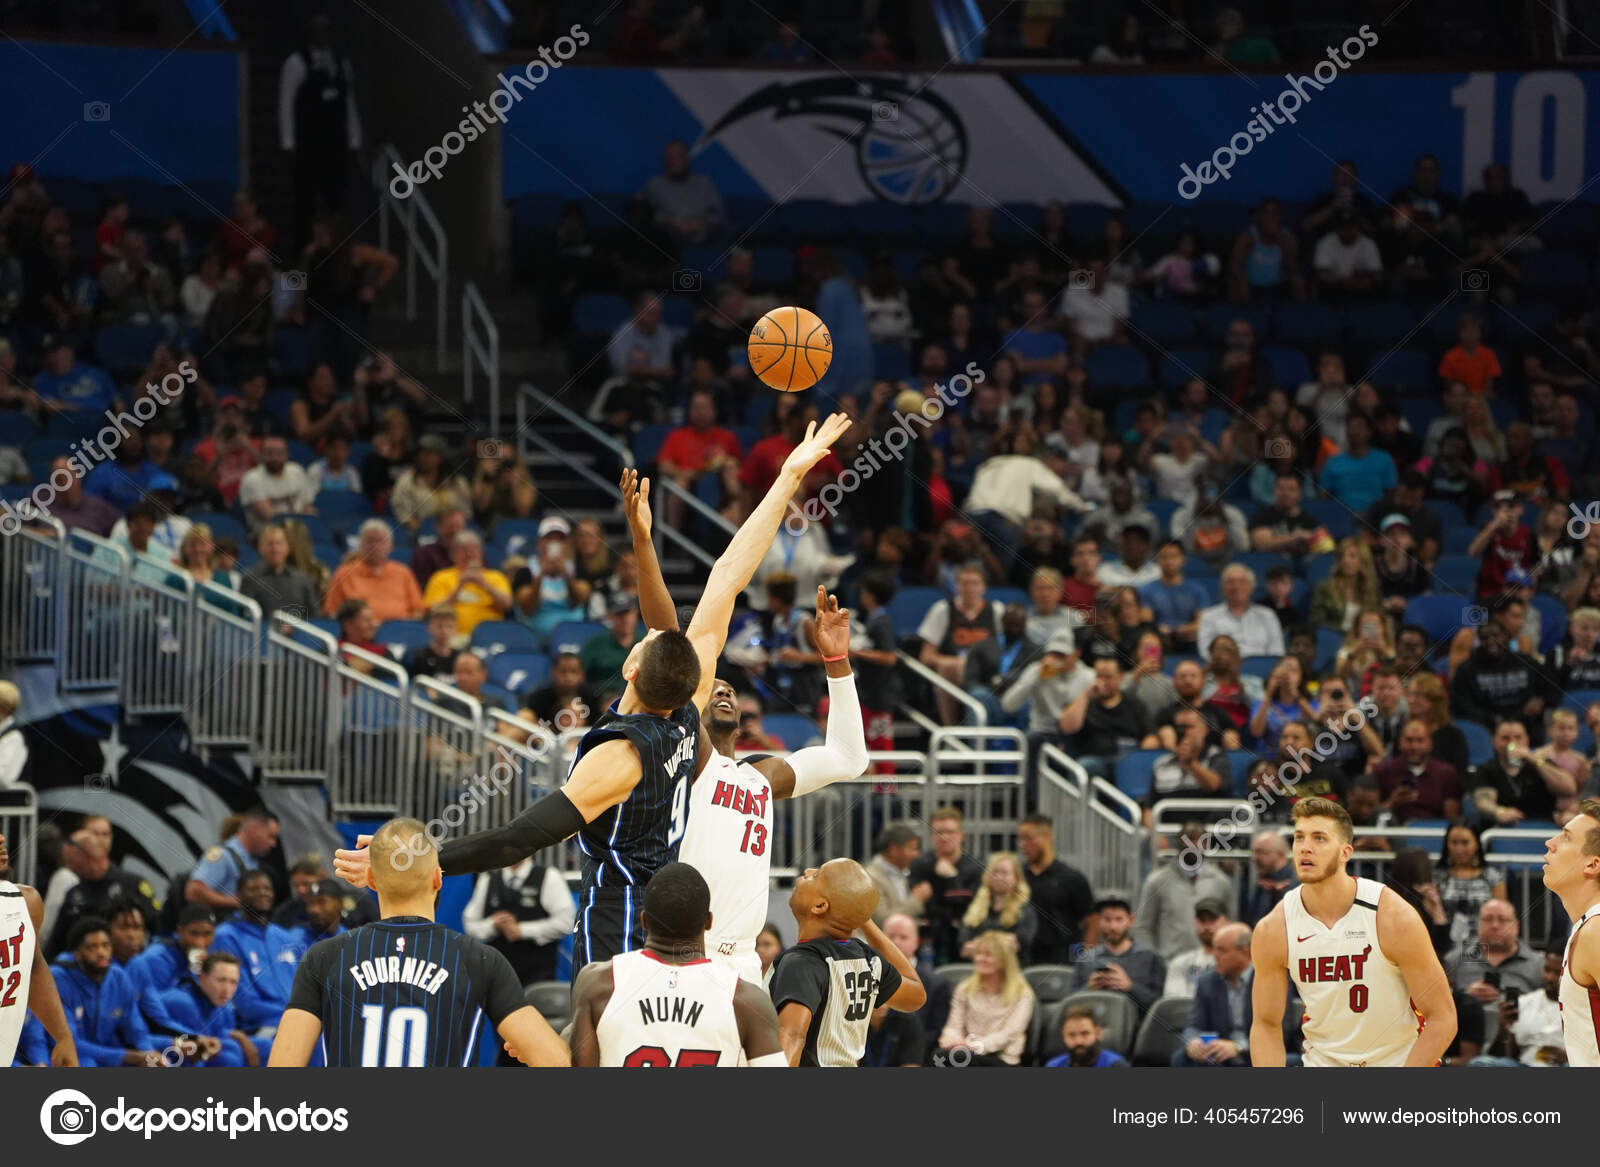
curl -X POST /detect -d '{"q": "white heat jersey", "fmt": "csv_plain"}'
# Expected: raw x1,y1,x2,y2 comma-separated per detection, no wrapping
595,948,744,1066
0,881,36,1065
678,750,772,983
1284,877,1420,1067
1560,901,1600,1067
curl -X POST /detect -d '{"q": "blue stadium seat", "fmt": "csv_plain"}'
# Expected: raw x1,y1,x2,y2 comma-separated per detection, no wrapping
1262,346,1311,389
1455,720,1494,766
94,324,162,374
1233,552,1292,579
1404,595,1468,643
1429,500,1466,530
573,293,630,336
1398,395,1440,436
311,619,341,640
1159,348,1212,391
1273,304,1342,347
887,586,945,639
377,620,430,657
1428,301,1495,345
481,684,518,713
1241,655,1278,680
1344,303,1417,349
872,342,911,382
1201,302,1270,341
1303,554,1336,586
489,652,550,692
470,621,540,656
1371,349,1434,392
1146,499,1178,538
1485,821,1559,856
1431,554,1479,596
547,620,604,655
1129,302,1197,345
1227,750,1262,797
1198,408,1230,446
0,413,37,446
1560,689,1600,716
44,411,108,440
272,329,314,377
764,713,821,750
284,513,333,546
493,518,542,558
1531,593,1566,655
987,587,1027,608
1314,628,1343,671
311,542,343,571
1521,252,1590,298
314,492,373,540
1301,500,1355,539
264,389,301,430
187,511,247,543
1114,750,1163,801
633,424,670,467
1084,345,1149,391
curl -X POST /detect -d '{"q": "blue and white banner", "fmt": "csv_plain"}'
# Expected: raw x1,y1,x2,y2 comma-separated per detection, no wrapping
503,65,1600,207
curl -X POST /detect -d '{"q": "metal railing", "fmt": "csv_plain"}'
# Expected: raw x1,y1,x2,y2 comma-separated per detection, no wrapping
0,516,63,666
260,616,340,781
376,143,449,367
766,749,931,880
896,651,987,728
60,530,122,689
463,281,500,436
333,644,413,817
190,583,262,751
926,726,1022,852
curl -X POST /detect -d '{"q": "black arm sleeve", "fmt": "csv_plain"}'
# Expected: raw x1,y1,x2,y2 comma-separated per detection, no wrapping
437,789,587,877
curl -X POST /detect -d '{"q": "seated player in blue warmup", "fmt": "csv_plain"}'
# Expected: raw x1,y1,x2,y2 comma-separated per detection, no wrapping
336,416,853,967
210,871,300,1037
1044,1002,1129,1068
50,917,167,1066
126,905,215,1029
289,879,347,948
159,952,260,1066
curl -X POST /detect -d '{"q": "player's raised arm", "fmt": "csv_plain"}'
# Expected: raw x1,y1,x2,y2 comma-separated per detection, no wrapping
685,413,850,709
733,979,788,1066
762,587,869,800
621,468,678,632
567,961,613,1067
1378,886,1457,1066
22,885,77,1067
1248,906,1290,1067
266,1008,323,1067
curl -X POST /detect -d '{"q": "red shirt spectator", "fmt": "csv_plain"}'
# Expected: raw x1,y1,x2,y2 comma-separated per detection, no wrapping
1372,752,1463,822
659,396,741,476
1472,492,1536,599
217,191,277,272
737,421,842,502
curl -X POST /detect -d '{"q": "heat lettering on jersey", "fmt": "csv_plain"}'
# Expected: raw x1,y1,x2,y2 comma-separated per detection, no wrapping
348,955,452,994
0,923,23,970
709,780,770,819
1297,944,1372,983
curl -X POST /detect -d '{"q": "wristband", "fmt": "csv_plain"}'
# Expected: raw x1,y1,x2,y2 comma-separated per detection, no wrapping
821,652,848,663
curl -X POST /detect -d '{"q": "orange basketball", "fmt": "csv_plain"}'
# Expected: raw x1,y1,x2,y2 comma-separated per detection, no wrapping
748,306,832,392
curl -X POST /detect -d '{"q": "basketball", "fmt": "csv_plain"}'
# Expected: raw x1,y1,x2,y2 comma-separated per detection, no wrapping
748,306,832,392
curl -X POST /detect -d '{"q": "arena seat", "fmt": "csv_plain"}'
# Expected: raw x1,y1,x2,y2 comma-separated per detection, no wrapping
1530,593,1566,655
546,620,603,655
1455,720,1493,766
1404,595,1467,643
1132,996,1193,1066
1560,689,1600,716
1022,964,1077,1005
1041,991,1138,1060
523,982,571,1033
1114,750,1162,801
633,423,670,468
284,513,333,546
1273,304,1342,347
470,621,540,656
932,964,972,992
1159,347,1212,390
314,492,373,540
1129,301,1197,345
94,323,163,374
1430,553,1480,596
377,620,430,657
1314,628,1343,671
572,293,631,336
762,713,820,750
493,518,542,558
1227,750,1262,797
1300,499,1354,539
1084,344,1149,391
887,586,945,639
0,412,36,446
489,652,549,692
1262,346,1311,389
187,511,247,544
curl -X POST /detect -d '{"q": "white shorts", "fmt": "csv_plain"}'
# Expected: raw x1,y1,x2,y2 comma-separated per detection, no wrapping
709,945,764,987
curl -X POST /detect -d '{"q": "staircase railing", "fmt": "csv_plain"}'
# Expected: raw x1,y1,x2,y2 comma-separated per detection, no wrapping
376,143,449,367
462,280,501,437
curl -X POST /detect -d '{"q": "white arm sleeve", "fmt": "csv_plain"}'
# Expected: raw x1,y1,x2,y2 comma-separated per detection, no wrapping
748,1051,788,1067
784,673,870,797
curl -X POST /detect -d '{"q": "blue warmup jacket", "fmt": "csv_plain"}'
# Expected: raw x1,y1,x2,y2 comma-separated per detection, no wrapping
120,943,190,1035
159,981,246,1067
51,957,153,1068
210,918,300,1030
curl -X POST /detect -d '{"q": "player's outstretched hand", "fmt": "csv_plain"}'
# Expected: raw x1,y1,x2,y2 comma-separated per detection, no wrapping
620,467,653,539
812,585,851,660
780,412,851,480
332,834,373,886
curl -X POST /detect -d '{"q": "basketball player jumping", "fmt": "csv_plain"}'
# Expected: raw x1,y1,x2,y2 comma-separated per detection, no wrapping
0,832,78,1066
620,468,870,984
561,862,786,1067
335,414,853,967
1543,798,1600,1066
272,818,570,1067
1250,798,1457,1067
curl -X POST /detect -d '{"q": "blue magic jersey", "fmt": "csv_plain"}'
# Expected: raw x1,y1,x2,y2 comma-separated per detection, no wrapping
574,700,702,894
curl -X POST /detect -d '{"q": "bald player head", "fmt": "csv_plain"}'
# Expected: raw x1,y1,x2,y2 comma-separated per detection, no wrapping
789,858,880,940
366,817,444,915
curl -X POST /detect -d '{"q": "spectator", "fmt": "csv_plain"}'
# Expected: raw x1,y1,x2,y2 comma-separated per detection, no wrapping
1164,897,1230,996
1438,314,1501,396
1313,212,1384,303
917,565,1004,725
323,518,425,624
1227,198,1304,304
1435,820,1508,949
173,523,229,588
288,363,355,448
1309,538,1381,634
1059,259,1129,351
1155,659,1243,752
1173,922,1255,1066
334,598,387,672
34,337,120,415
190,396,261,507
1450,620,1553,737
1144,708,1228,821
461,858,577,985
471,448,538,532
656,389,741,530
93,194,127,272
401,604,460,682
1002,288,1068,385
159,952,254,1066
0,681,24,788
1536,391,1587,471
238,435,315,534
1561,606,1600,692
1079,477,1157,550
612,0,706,62
1143,425,1212,509
936,931,1035,1067
278,14,362,246
125,902,214,1013
1372,720,1464,822
46,828,160,957
362,408,411,512
1044,1002,1130,1067
1445,898,1543,1005
905,808,984,965
999,628,1094,736
883,912,951,1047
963,424,1089,534
510,517,591,642
1201,634,1262,738
420,530,511,637
1138,541,1208,653
1249,471,1323,558
308,433,361,494
1476,950,1568,1066
98,228,177,331
1057,656,1159,779
51,918,165,1066
39,455,119,536
389,434,471,531
1014,814,1096,965
1271,719,1348,803
1067,896,1166,1015
1363,471,1442,565
216,188,276,273
1198,565,1285,658
184,807,279,914
1469,491,1537,602
579,596,644,698
210,871,298,1036
1248,655,1311,753
640,140,723,245
1471,719,1578,825
1313,672,1384,777
1098,524,1160,590
868,824,923,927
1318,412,1397,514
84,429,170,513
736,399,843,510
409,506,466,588
1260,566,1305,635
1240,830,1296,926
846,571,902,762
1021,564,1075,646
1211,316,1275,405
1406,672,1471,782
956,852,1038,963
1212,4,1278,61
1133,823,1233,961
1389,153,1463,239
441,649,507,714
518,651,600,733
1145,229,1218,303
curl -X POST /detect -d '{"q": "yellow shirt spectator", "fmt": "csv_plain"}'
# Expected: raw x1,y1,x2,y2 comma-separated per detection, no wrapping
423,565,512,636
